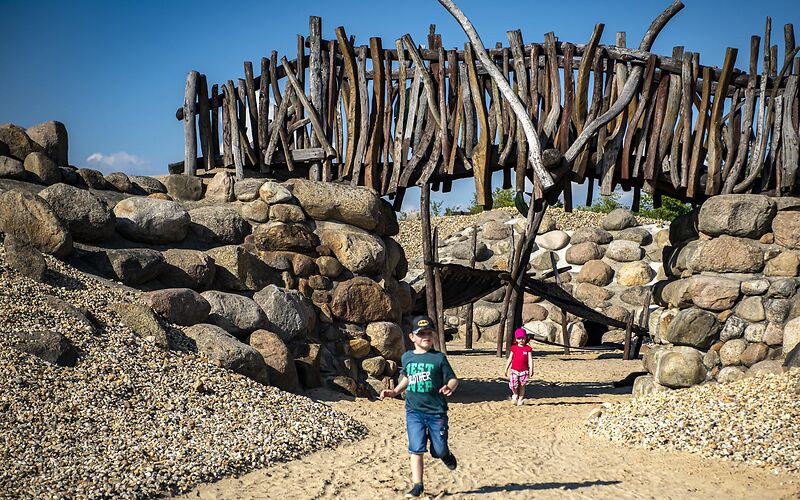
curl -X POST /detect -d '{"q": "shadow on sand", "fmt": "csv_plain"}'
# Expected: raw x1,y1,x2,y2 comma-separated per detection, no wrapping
452,479,622,495
450,377,629,404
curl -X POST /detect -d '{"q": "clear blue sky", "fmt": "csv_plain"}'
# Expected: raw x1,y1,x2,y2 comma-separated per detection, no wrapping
2,0,798,212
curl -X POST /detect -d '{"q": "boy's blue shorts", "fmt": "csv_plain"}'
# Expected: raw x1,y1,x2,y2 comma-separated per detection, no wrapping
406,410,449,457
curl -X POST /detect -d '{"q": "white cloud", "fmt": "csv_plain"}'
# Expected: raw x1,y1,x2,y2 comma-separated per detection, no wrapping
86,151,149,168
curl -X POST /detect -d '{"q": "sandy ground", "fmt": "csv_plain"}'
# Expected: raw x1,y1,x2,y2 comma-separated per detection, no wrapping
178,342,800,499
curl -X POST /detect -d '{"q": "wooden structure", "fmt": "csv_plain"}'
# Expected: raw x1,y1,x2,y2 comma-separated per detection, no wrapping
175,9,800,209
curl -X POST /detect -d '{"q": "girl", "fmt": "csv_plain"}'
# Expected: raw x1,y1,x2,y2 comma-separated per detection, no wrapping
504,328,533,406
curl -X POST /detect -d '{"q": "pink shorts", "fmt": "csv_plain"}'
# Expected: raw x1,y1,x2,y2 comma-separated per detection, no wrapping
509,369,529,390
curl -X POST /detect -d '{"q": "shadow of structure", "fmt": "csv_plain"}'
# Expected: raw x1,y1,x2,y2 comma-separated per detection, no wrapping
450,377,629,404
453,479,622,495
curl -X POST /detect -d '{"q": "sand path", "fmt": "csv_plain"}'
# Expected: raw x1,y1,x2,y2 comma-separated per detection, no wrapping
179,343,799,499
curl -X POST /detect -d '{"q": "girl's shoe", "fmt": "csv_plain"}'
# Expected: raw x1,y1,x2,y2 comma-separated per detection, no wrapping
511,394,518,403
517,398,524,406
405,483,424,498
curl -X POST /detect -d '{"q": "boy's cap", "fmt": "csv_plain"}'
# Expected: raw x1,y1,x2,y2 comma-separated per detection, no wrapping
514,328,527,339
411,315,436,333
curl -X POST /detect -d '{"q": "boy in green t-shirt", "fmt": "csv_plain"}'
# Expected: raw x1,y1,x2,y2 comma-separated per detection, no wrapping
380,315,459,498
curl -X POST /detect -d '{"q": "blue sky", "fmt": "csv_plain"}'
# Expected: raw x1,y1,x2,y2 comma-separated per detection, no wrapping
2,0,798,212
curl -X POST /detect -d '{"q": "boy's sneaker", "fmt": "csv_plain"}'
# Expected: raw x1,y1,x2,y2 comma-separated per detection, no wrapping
441,453,458,470
405,483,424,498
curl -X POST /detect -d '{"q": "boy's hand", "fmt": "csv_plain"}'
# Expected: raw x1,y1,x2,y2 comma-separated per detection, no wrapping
379,389,396,400
439,385,454,397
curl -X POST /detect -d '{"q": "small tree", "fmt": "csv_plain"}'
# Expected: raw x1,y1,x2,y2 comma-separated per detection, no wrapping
430,200,443,216
579,192,622,213
638,193,691,221
467,187,516,213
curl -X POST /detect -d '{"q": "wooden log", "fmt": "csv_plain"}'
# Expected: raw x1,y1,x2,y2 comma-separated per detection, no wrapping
438,46,451,172
222,87,233,167
295,34,306,150
542,32,561,140
258,57,270,171
508,29,529,192
705,47,739,195
465,41,492,209
403,68,423,160
352,45,371,186
529,43,541,138
324,39,338,182
264,83,294,165
763,95,784,191
308,16,324,181
459,62,475,157
446,78,464,175
464,224,478,350
557,42,575,155
657,46,684,168
623,309,634,360
781,74,799,191
433,227,447,354
621,55,657,180
281,57,337,159
197,74,213,172
243,61,261,170
687,66,713,198
721,88,741,181
680,51,694,187
183,70,199,177
410,108,441,186
403,34,442,129
365,37,385,192
381,56,395,194
498,47,516,167
224,81,244,179
574,25,605,177
236,79,249,154
632,293,651,359
644,73,670,184
420,184,439,349
389,39,408,194
210,84,220,160
336,27,359,179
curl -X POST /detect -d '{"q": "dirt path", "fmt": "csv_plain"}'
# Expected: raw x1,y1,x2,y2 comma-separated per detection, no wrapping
179,343,800,499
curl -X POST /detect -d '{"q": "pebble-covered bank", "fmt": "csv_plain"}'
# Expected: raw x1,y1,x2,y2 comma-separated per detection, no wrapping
0,249,366,499
588,369,800,473
397,206,665,262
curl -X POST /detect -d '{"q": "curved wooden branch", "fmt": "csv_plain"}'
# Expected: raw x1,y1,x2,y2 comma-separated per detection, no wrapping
436,0,554,189
281,57,337,159
564,0,685,164
402,34,442,129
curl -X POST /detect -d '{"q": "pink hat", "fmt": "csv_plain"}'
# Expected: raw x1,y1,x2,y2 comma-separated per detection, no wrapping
514,328,527,339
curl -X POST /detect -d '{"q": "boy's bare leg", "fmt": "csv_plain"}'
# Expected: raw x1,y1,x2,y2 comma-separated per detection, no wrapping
410,453,424,484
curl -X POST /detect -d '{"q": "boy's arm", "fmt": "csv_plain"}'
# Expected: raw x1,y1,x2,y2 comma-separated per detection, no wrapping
380,375,408,400
439,377,458,396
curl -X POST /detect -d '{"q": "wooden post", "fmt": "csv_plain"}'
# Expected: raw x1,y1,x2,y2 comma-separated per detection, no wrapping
210,84,220,160
309,16,323,181
550,252,569,355
623,311,634,360
433,227,447,354
197,74,213,172
464,224,477,349
244,61,261,170
632,293,651,359
183,70,199,176
420,184,439,350
258,57,270,171
225,81,244,180
222,88,233,167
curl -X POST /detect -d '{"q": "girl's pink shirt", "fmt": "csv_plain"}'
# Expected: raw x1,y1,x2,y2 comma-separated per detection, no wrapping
510,344,532,371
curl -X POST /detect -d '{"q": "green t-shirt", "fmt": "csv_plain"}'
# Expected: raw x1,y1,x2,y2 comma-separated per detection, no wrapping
400,349,457,414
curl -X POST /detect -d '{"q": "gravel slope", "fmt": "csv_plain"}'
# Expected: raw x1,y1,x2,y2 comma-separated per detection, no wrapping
0,249,366,498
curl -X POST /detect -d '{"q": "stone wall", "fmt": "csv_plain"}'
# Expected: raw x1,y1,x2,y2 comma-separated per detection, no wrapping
640,194,800,394
0,128,412,397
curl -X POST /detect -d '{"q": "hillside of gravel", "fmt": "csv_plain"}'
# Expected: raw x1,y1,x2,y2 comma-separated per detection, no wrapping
397,206,666,262
588,368,800,473
0,247,366,499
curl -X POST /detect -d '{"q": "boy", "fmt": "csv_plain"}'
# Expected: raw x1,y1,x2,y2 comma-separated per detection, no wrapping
380,315,459,498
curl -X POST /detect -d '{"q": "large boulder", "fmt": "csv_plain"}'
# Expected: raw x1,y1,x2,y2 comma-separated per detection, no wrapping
764,252,800,277
39,183,116,242
104,172,135,193
691,236,765,273
140,288,211,326
669,210,699,245
248,329,300,392
602,208,637,231
315,221,386,275
565,241,604,265
188,207,250,245
570,227,613,245
374,199,400,237
451,240,490,261
76,168,111,190
290,178,383,232
3,236,47,281
26,121,68,165
253,285,317,341
241,199,270,223
535,230,570,251
614,227,652,246
0,124,43,160
206,245,280,291
24,152,61,185
664,308,721,349
575,259,614,286
252,222,319,253
163,174,203,201
108,302,169,350
113,197,190,244
184,324,270,385
83,248,164,285
234,178,264,202
366,321,405,362
129,176,167,195
653,346,706,388
616,261,655,286
258,181,295,204
0,189,72,258
773,211,800,250
720,338,748,366
204,171,235,202
605,239,644,262
269,203,306,223
632,375,670,397
783,317,800,354
686,275,741,311
160,249,216,290
734,296,765,322
654,279,692,308
201,291,267,337
0,156,25,180
8,330,78,367
473,305,501,327
384,237,408,280
330,277,400,323
481,220,510,240
698,194,776,238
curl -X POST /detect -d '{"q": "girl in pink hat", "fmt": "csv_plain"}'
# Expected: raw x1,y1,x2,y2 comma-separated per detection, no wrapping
504,328,533,406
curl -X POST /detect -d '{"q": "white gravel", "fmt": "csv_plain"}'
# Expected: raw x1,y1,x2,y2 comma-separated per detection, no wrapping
0,248,366,498
588,369,800,474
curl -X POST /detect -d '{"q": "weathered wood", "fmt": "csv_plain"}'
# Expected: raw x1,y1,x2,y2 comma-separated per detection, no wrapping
464,224,478,350
420,184,439,350
680,50,694,187
365,37,385,192
459,63,475,157
465,41,492,209
183,70,199,177
657,46,684,168
621,55,657,180
623,309,634,360
264,83,295,165
389,39,408,194
542,32,562,140
498,47,516,166
781,74,799,191
508,30,529,192
381,56,395,194
574,25,605,177
308,16,324,181
404,68,423,160
705,47,739,195
281,57,337,160
197,74,213,172
324,39,338,181
336,27,359,178
224,81,244,179
432,227,447,354
557,42,575,155
222,87,233,167
644,73,670,184
352,45,371,186
403,34,442,129
438,45,451,172
295,35,306,149
258,57,270,170
210,84,220,160
687,66,713,198
243,61,261,170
